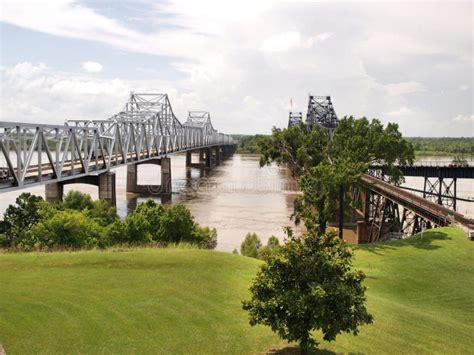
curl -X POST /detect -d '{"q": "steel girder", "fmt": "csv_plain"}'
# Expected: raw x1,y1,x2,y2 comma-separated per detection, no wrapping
288,111,303,128
306,95,338,132
0,93,233,191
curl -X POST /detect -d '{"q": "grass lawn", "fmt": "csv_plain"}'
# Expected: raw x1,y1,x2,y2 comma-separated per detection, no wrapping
0,227,473,354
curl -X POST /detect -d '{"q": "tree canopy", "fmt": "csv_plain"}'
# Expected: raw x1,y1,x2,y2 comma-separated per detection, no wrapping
258,117,414,233
243,230,373,350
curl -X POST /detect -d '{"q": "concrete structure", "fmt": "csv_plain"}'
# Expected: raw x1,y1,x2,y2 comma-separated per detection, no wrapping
45,171,116,206
126,158,171,195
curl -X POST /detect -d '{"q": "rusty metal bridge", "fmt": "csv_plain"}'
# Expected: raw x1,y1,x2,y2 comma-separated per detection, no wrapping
293,94,473,243
0,93,235,205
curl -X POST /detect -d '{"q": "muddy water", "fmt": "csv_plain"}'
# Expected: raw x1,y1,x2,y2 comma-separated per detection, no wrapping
0,154,303,251
0,154,472,250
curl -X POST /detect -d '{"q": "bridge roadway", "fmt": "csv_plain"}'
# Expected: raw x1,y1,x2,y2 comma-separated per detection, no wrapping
0,93,236,205
362,174,474,230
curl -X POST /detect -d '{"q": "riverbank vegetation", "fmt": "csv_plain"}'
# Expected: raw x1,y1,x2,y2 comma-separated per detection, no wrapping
0,227,471,353
232,134,473,158
407,137,473,157
0,192,217,251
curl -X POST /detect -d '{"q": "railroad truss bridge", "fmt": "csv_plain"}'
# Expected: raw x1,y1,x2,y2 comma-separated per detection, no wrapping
289,95,474,243
0,93,236,206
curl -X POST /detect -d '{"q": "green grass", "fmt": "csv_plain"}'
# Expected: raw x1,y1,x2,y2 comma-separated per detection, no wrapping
0,227,473,354
0,248,284,354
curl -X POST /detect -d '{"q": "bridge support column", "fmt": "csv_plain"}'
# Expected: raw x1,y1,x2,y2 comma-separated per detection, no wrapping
160,157,172,194
45,171,116,207
213,146,221,166
45,182,64,204
126,164,138,193
98,172,116,207
205,148,212,169
186,149,209,169
126,158,171,195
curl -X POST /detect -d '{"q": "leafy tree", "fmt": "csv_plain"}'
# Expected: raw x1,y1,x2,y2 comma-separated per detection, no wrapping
240,233,262,258
61,190,94,211
1,193,44,248
157,204,195,243
259,117,414,234
242,230,373,351
25,209,103,250
259,235,280,260
86,199,119,226
192,226,218,249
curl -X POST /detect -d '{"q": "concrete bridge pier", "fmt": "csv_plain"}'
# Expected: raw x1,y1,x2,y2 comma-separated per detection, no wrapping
45,171,117,207
186,148,212,169
126,157,172,195
212,146,221,166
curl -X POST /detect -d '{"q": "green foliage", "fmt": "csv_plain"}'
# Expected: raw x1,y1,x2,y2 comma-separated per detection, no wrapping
25,209,104,250
0,192,217,251
240,233,262,258
259,117,415,233
61,190,95,211
407,137,473,156
451,155,469,167
259,236,280,260
232,134,269,154
243,230,373,350
1,193,44,248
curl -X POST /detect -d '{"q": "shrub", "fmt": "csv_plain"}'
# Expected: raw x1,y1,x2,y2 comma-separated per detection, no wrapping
1,193,44,248
157,204,195,243
25,209,104,250
193,226,218,249
240,233,262,258
259,235,280,260
61,191,94,211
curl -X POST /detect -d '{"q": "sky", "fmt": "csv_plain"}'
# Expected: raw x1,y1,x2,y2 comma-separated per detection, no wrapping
0,0,472,136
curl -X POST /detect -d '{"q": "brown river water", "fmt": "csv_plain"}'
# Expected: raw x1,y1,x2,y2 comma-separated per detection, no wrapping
0,154,472,251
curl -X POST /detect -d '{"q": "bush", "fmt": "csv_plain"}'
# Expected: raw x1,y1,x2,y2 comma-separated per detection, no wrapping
61,191,94,211
25,209,104,250
259,235,280,260
157,204,195,243
240,233,262,258
1,193,44,248
193,226,218,249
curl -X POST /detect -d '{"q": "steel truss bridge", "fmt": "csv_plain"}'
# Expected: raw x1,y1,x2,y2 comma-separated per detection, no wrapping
288,95,338,136
0,93,235,199
294,95,473,243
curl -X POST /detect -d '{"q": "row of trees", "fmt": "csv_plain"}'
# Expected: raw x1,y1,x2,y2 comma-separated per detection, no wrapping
407,137,473,156
0,192,217,251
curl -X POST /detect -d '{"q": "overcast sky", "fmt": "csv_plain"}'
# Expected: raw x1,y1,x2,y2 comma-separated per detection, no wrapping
0,0,472,136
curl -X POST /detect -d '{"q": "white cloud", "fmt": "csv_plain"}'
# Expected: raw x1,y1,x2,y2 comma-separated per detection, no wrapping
81,61,103,73
458,84,470,91
0,1,472,136
0,62,128,123
452,114,474,123
383,81,426,96
261,31,302,53
384,106,414,118
260,31,332,53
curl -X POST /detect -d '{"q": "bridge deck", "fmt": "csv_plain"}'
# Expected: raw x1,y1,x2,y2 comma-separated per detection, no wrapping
362,174,474,229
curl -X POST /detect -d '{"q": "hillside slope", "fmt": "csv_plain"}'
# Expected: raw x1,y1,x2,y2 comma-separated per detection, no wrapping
0,227,472,354
322,227,473,353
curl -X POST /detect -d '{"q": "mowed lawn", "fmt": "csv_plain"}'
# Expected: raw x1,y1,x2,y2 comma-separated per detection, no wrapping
0,227,473,354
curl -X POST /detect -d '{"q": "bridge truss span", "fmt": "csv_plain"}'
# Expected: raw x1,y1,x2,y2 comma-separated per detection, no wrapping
0,93,234,192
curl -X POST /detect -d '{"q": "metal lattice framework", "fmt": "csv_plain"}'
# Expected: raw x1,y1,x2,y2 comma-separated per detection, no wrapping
287,111,303,128
0,93,233,191
306,95,338,132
